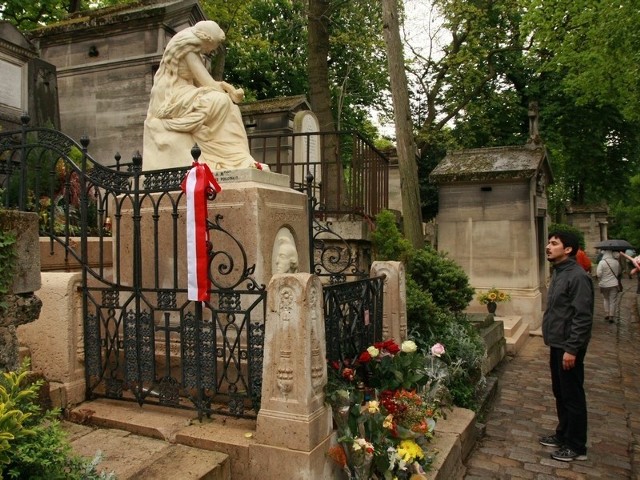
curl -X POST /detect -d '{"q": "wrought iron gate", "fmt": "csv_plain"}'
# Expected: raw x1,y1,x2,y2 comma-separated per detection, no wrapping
1,116,387,420
1,118,266,419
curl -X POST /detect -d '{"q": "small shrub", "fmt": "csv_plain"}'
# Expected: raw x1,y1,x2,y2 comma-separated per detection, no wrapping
0,359,116,480
408,245,475,315
370,210,413,262
370,210,486,411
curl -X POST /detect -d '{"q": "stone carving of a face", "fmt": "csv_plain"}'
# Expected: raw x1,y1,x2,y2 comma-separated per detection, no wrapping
272,229,299,275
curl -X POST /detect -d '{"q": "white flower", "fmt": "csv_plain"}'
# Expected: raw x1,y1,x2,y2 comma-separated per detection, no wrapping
367,346,380,358
431,343,445,357
401,340,417,353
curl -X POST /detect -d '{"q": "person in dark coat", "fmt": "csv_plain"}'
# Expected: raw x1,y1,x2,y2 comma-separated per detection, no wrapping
539,230,594,462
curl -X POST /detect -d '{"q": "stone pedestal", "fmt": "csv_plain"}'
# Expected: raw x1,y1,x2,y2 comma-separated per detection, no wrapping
116,169,309,292
17,272,85,406
0,211,42,371
371,261,407,342
252,273,337,479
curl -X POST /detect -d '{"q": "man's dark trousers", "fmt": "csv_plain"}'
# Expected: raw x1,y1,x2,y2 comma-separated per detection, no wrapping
550,346,588,454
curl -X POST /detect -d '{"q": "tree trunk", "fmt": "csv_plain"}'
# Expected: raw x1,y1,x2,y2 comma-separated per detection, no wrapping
381,0,424,248
307,0,344,214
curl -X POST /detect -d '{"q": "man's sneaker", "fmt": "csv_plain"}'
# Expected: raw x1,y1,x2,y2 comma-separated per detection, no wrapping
550,447,587,462
539,434,563,448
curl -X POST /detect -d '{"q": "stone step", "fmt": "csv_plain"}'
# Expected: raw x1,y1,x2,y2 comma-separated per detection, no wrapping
67,399,255,480
67,399,476,480
504,320,530,356
476,320,506,375
64,422,230,480
499,315,523,337
427,407,476,479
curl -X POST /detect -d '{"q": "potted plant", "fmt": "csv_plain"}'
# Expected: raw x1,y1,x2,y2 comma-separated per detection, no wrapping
476,287,511,314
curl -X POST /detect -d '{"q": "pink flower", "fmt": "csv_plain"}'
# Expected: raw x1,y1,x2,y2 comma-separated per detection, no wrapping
430,343,445,357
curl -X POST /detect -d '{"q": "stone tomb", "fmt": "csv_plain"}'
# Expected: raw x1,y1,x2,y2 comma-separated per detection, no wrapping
430,143,553,331
112,169,309,381
115,169,309,291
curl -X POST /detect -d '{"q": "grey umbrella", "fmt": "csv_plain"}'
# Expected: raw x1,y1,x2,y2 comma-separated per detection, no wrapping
594,239,634,250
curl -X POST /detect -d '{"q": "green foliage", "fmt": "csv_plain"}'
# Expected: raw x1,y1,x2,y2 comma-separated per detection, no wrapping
524,0,640,123
369,210,485,410
609,174,640,249
411,319,485,410
0,360,116,479
222,0,388,133
408,246,475,315
0,0,136,30
0,212,17,312
370,210,412,262
548,223,586,250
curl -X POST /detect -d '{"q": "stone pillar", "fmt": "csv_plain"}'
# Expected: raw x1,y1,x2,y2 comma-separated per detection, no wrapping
0,211,42,371
252,273,338,479
17,272,85,407
371,261,407,343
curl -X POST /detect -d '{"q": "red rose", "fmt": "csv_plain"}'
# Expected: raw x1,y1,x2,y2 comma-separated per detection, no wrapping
383,339,400,354
342,368,355,381
358,351,372,363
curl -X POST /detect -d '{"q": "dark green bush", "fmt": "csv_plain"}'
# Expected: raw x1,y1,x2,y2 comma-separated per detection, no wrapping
369,210,413,262
370,210,486,410
408,245,475,315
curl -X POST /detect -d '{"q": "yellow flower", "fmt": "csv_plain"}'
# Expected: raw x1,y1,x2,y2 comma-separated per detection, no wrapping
397,439,424,463
477,287,511,304
362,400,380,414
383,414,394,429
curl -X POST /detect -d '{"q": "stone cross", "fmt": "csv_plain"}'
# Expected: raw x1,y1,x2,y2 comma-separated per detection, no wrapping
528,101,541,144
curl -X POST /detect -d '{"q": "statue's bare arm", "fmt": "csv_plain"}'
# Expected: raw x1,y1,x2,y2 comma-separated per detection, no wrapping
185,52,245,104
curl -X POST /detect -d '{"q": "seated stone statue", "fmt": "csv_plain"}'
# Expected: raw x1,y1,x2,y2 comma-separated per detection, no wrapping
143,20,260,171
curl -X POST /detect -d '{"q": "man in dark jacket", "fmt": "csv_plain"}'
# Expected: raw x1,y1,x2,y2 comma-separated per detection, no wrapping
539,230,594,462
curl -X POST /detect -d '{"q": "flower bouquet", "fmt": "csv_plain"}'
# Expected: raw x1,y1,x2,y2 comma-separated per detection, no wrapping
326,339,452,479
476,287,510,305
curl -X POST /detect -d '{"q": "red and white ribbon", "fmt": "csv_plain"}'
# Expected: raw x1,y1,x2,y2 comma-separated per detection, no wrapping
181,161,221,302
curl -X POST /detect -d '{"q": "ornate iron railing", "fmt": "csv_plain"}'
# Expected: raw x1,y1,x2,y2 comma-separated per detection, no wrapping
1,116,387,418
0,116,266,419
323,275,385,365
248,130,389,221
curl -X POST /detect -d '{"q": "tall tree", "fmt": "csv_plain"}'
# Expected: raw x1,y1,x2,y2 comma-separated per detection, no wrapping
381,0,423,248
0,0,133,29
396,0,526,220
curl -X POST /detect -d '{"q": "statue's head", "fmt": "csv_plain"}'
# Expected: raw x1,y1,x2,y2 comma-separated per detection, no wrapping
192,21,226,53
273,232,299,275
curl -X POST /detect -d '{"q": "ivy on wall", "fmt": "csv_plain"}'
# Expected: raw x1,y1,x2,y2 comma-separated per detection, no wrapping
0,212,18,311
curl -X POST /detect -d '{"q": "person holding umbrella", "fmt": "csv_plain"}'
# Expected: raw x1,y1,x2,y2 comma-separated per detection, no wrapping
596,248,621,323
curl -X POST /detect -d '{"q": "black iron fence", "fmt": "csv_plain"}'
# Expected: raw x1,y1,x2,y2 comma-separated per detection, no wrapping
0,116,385,419
248,130,389,221
0,117,265,419
323,276,385,365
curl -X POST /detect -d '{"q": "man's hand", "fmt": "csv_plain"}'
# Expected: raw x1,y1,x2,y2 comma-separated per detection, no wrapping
563,352,576,370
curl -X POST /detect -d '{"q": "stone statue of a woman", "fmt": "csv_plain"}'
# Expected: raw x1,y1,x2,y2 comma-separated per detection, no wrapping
143,20,260,171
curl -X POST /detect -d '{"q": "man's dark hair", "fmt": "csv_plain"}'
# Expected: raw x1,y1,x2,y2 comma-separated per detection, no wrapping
548,230,580,257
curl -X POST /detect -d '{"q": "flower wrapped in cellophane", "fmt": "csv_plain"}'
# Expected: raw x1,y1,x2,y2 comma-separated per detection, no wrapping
326,339,453,479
